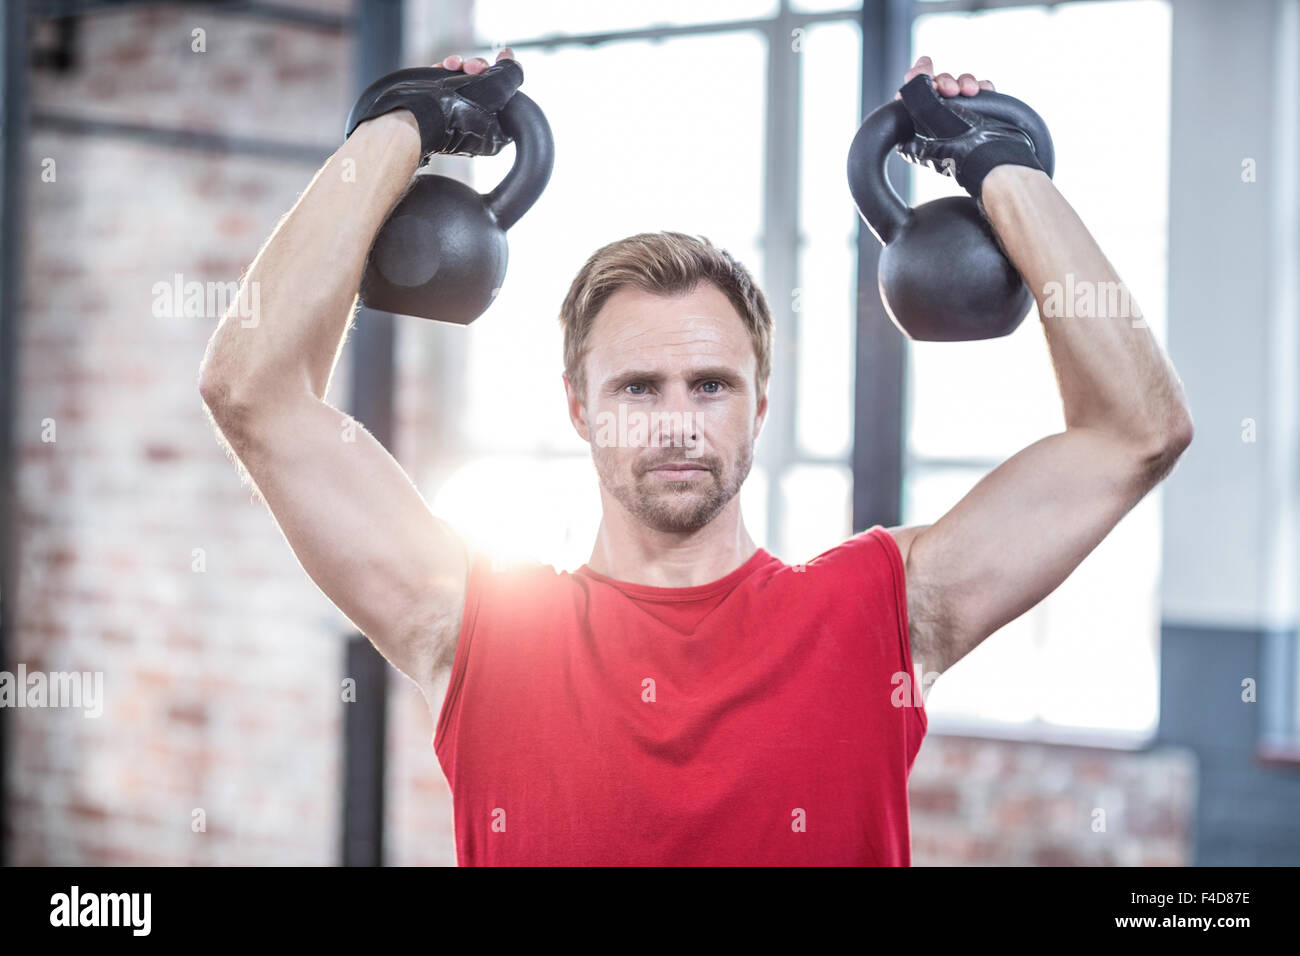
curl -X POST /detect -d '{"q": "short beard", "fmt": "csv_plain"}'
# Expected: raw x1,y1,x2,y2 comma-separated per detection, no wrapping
596,442,753,534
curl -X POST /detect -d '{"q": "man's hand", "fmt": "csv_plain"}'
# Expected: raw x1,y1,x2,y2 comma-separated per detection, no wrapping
894,54,995,99
891,55,1043,200
438,48,517,75
346,47,523,160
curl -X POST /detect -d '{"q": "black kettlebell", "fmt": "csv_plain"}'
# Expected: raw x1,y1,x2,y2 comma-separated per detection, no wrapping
353,77,555,325
847,89,1054,341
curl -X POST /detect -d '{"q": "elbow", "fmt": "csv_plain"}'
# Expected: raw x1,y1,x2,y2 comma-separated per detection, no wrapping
1161,406,1195,458
198,363,259,433
198,363,239,419
198,366,226,411
199,362,315,439
1170,414,1194,456
1137,412,1194,484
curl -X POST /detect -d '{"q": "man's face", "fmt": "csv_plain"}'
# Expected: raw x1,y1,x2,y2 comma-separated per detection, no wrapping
565,283,768,535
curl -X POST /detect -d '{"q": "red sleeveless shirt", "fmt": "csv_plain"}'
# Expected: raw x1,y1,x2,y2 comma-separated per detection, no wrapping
434,525,927,865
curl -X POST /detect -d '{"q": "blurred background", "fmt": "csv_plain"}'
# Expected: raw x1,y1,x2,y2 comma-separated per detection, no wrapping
0,0,1296,866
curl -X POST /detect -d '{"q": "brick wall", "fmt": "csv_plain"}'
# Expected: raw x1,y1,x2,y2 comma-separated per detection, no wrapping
910,736,1195,866
10,1,372,866
4,0,1196,867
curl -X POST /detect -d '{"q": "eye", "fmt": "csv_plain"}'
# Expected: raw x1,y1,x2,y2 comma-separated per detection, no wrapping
624,382,648,395
700,380,725,394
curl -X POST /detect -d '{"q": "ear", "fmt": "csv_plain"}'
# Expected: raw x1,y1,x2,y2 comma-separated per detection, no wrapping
563,372,590,442
753,381,769,439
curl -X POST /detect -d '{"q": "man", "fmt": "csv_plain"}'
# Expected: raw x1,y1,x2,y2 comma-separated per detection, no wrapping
198,50,1193,866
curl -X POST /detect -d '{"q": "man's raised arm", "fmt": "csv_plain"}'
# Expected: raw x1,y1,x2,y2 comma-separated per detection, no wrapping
895,69,1193,681
196,53,515,709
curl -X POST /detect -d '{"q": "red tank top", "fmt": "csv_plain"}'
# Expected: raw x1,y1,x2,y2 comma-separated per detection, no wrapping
433,525,927,865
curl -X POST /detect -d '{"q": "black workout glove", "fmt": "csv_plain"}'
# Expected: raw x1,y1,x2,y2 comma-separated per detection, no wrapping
894,73,1043,200
345,59,525,160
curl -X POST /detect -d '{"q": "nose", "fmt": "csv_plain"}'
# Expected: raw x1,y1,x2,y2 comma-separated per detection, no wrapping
645,400,699,452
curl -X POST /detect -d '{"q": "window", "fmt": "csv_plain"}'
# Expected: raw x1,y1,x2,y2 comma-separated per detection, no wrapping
424,1,865,570
789,19,861,563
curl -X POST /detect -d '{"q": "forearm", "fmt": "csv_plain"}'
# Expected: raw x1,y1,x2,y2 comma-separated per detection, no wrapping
980,165,1193,452
199,112,421,408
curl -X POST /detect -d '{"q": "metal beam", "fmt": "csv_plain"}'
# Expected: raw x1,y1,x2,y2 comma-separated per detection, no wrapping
31,0,353,33
852,0,913,532
758,1,802,560
904,0,1123,13
497,8,855,51
341,0,402,870
31,110,334,165
0,0,29,868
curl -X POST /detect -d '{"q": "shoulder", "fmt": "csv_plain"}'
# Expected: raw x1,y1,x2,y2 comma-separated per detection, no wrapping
468,551,568,602
787,525,917,583
883,524,928,567
428,551,565,675
804,524,926,568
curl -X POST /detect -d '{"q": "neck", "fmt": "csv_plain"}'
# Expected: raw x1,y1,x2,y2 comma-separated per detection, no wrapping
585,493,758,588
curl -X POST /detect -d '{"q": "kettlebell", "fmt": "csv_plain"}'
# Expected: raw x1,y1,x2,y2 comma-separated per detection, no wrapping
354,79,555,325
847,89,1054,341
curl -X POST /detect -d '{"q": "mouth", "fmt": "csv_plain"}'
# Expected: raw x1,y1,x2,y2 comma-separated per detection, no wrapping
647,462,710,481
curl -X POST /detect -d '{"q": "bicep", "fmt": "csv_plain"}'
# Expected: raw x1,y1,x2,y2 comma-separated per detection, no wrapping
210,394,468,696
901,427,1154,675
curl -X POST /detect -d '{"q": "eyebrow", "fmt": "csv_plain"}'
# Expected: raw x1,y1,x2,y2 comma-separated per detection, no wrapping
601,366,746,392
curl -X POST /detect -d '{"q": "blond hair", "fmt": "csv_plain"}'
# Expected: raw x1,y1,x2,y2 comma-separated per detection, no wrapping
558,231,773,401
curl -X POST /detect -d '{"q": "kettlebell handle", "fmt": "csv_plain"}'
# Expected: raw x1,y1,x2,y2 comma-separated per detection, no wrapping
487,90,554,231
847,91,1055,246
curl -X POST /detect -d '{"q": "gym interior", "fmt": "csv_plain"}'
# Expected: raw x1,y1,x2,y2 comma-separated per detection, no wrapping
0,0,1297,866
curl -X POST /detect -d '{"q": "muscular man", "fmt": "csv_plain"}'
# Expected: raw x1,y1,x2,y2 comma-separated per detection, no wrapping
198,51,1193,866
